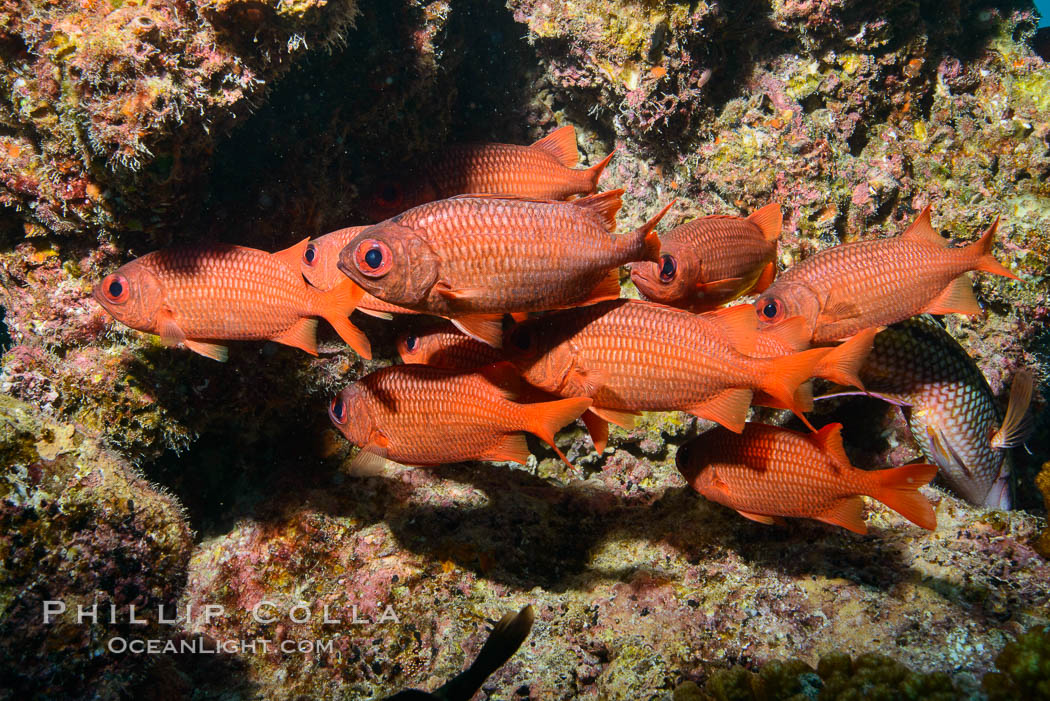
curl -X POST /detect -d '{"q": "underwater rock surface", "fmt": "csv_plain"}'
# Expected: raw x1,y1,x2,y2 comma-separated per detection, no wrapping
0,0,1048,698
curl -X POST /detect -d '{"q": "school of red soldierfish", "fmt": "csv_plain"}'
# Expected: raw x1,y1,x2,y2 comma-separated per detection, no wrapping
93,124,1033,533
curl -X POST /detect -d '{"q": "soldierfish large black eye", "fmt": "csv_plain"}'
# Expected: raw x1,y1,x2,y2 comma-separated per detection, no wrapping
303,244,318,266
405,335,419,352
758,298,783,322
329,395,347,425
100,273,130,304
659,254,677,282
354,239,393,277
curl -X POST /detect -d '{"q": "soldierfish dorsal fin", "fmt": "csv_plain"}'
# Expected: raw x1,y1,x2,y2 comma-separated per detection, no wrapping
699,303,759,355
991,369,1036,449
572,189,624,232
901,205,948,247
747,202,783,243
810,423,852,470
530,125,579,167
272,238,312,270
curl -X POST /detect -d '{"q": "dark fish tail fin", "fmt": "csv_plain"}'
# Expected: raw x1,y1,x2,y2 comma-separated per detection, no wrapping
814,328,876,389
523,397,593,467
582,150,616,192
435,606,536,701
321,279,372,359
869,462,939,530
967,216,1020,280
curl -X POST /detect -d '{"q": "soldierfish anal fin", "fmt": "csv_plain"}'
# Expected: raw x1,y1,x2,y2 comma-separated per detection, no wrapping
686,388,753,433
991,368,1036,449
580,269,622,305
480,433,532,464
523,396,593,467
183,339,230,362
901,205,948,247
572,189,624,232
869,462,938,530
924,274,980,315
272,237,312,270
698,303,758,355
753,262,776,293
530,124,579,167
747,202,783,243
810,423,852,470
734,509,779,525
815,496,868,534
814,327,876,389
451,314,505,348
272,317,319,355
589,406,640,429
581,410,609,454
967,216,1020,281
582,150,616,192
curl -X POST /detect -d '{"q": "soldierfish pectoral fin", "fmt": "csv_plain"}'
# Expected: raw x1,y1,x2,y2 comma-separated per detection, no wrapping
925,274,980,315
814,496,868,534
695,276,745,298
157,309,186,347
451,314,505,348
990,369,1035,449
564,365,608,398
348,449,398,477
530,124,579,167
686,388,753,433
183,339,230,362
272,317,320,355
581,410,610,454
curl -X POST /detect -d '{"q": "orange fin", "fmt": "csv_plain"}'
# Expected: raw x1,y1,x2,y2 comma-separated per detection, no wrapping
509,312,529,323
760,315,810,353
696,276,745,298
809,423,852,470
815,496,868,534
322,279,371,359
581,410,609,454
564,365,607,397
183,339,229,362
436,284,486,302
348,448,399,477
572,189,624,232
869,462,938,530
925,274,980,315
272,317,319,355
901,205,948,247
272,238,312,269
758,347,830,425
814,327,876,388
698,304,758,355
966,216,1020,280
747,203,783,243
530,124,579,167
451,314,504,348
357,308,395,320
686,388,753,433
481,433,532,464
629,200,675,263
523,397,593,467
582,149,616,192
589,406,639,429
580,269,622,305
753,261,776,293
156,310,186,347
990,369,1035,449
735,509,779,525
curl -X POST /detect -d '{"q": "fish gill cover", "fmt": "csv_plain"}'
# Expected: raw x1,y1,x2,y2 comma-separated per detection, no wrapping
0,0,1049,698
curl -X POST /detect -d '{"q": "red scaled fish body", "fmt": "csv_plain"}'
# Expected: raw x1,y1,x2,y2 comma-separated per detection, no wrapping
364,125,614,220
755,206,1019,343
631,203,781,311
94,241,370,360
301,226,420,319
676,422,938,534
505,300,830,437
337,191,671,346
328,364,591,469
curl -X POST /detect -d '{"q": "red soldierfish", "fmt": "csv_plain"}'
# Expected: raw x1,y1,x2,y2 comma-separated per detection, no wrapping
676,422,939,534
363,125,615,220
94,240,370,360
337,190,672,346
631,203,781,311
397,323,506,369
755,206,1019,343
504,300,831,450
328,364,591,470
301,226,420,319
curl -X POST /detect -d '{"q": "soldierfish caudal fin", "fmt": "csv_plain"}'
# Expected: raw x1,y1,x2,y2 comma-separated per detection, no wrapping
530,125,579,167
966,216,1020,281
747,202,783,243
320,278,371,359
582,149,616,193
522,397,593,468
625,200,675,264
573,189,624,232
435,606,536,701
813,327,876,389
991,368,1035,449
757,346,831,427
867,462,938,530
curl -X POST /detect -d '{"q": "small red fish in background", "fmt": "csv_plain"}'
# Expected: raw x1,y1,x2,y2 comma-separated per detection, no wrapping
301,226,420,319
337,190,672,346
93,240,371,360
505,300,831,451
631,203,781,311
328,364,591,470
397,323,506,369
362,125,615,220
676,422,938,534
755,206,1019,343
